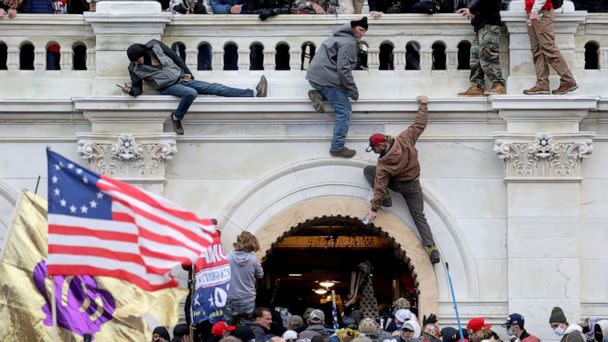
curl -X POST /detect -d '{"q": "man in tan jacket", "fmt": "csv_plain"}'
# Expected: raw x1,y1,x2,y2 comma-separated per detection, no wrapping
363,95,440,264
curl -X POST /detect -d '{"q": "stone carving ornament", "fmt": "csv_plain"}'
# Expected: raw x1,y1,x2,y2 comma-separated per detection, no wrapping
494,133,592,178
78,134,177,177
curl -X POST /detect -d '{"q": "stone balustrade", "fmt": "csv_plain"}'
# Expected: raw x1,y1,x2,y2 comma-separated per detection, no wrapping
0,2,606,98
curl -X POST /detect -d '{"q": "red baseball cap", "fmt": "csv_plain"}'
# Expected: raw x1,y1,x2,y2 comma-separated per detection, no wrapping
211,321,237,336
366,133,386,152
467,317,484,333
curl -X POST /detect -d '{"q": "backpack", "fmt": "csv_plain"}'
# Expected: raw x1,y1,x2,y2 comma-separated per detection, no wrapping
552,0,563,9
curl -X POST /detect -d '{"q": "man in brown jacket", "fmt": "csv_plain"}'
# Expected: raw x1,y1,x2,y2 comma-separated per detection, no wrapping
363,95,440,264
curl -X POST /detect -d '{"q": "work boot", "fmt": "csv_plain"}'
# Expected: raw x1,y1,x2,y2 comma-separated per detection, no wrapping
308,89,325,113
485,83,505,95
329,147,356,158
523,84,550,95
457,85,484,96
425,244,440,265
552,81,578,95
382,194,392,207
171,115,184,135
256,75,268,97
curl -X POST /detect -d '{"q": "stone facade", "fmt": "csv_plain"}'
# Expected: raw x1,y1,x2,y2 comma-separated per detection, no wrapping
0,1,607,340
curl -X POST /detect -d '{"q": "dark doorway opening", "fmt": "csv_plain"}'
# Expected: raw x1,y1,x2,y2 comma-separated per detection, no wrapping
258,216,419,319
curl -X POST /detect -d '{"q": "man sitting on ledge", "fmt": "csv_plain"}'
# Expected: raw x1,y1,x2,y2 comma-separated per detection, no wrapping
121,39,267,135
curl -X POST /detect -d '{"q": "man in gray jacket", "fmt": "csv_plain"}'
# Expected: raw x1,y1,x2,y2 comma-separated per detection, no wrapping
122,39,267,135
306,17,368,158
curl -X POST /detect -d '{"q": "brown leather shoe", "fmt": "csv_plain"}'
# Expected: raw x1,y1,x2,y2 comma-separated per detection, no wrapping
523,85,550,95
458,85,484,96
329,147,356,158
552,82,578,95
485,83,505,95
308,90,325,113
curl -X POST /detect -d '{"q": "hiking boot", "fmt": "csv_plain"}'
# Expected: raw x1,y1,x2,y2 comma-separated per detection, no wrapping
171,115,184,135
523,84,550,95
425,244,440,265
485,83,506,95
329,147,356,158
256,75,267,97
552,81,578,95
382,194,392,208
308,89,325,113
457,85,484,96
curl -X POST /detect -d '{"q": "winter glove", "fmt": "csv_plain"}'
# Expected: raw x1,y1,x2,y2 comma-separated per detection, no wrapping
423,313,438,326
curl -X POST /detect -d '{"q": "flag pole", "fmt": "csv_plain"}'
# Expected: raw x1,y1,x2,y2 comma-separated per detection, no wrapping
190,263,196,342
51,276,60,342
446,263,465,342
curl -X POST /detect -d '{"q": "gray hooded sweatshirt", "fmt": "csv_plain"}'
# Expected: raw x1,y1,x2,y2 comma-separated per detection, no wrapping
306,23,359,99
227,251,264,303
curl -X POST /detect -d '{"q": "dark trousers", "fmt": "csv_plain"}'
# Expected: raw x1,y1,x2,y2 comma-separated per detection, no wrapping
364,165,435,247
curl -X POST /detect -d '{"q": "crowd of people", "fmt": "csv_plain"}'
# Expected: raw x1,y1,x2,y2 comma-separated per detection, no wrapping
1,0,607,19
152,300,608,342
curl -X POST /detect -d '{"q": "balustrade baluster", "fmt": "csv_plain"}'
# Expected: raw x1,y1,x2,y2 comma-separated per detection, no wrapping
87,49,95,70
237,48,249,70
263,48,275,70
420,48,432,70
185,48,197,70
289,47,301,71
367,47,379,70
34,48,45,70
61,49,73,70
393,49,406,69
7,47,18,70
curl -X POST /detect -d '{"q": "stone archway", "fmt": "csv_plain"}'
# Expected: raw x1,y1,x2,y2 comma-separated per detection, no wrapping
254,196,439,318
218,158,480,319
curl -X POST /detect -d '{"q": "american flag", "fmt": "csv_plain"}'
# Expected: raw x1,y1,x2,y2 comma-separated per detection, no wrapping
46,150,217,291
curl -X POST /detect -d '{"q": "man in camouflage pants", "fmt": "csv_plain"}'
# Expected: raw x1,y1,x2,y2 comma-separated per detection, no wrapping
457,0,506,96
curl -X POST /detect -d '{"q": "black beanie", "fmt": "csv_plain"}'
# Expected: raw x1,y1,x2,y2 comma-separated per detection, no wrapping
549,307,568,324
127,43,147,62
350,16,368,30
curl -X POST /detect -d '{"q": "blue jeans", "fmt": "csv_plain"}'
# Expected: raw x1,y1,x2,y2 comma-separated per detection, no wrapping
222,299,255,324
309,81,352,151
161,80,253,120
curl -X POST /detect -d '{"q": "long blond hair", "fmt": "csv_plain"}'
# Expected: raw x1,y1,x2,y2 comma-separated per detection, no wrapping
233,231,260,253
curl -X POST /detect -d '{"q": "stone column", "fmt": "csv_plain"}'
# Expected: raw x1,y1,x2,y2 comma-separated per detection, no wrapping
492,96,597,340
84,1,171,95
501,1,586,93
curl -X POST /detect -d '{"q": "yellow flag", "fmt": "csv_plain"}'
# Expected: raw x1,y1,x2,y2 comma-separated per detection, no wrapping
0,190,187,342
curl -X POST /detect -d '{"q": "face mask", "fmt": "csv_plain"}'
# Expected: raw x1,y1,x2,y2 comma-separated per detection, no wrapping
554,326,565,336
396,323,403,330
506,328,514,337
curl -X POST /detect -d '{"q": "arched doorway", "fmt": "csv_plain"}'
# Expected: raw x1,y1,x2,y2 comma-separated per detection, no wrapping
258,215,420,318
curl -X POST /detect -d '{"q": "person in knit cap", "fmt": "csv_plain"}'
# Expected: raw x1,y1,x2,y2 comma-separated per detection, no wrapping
305,17,368,158
362,95,440,265
122,39,267,135
502,313,539,342
549,307,585,342
467,318,486,342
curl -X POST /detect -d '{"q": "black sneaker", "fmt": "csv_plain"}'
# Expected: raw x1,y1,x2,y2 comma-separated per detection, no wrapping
329,147,356,158
256,75,267,97
171,115,184,135
308,89,325,113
